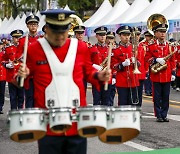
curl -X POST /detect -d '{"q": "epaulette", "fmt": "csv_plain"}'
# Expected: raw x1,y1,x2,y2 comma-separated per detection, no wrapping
148,39,155,45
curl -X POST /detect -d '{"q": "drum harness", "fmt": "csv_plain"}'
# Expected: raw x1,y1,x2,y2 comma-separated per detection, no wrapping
38,38,80,109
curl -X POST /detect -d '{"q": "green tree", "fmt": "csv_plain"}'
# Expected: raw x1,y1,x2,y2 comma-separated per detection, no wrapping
58,0,96,18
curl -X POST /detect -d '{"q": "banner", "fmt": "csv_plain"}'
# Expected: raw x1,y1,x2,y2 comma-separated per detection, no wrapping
169,19,180,33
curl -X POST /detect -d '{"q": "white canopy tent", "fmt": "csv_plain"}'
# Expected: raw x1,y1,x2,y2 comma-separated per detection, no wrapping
161,0,180,20
36,10,42,18
64,4,71,11
172,14,180,20
84,0,112,27
111,0,150,24
0,18,9,34
0,16,14,33
127,0,173,23
37,15,46,32
93,0,129,27
3,15,21,34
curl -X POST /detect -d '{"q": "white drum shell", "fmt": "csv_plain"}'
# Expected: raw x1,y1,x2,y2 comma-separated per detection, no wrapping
107,110,140,131
49,109,72,129
8,109,47,142
78,109,107,130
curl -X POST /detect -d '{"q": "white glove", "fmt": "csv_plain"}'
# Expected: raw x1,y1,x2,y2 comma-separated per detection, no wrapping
131,57,136,63
92,64,103,71
156,58,165,65
112,78,116,85
6,62,14,69
171,75,176,81
122,59,130,67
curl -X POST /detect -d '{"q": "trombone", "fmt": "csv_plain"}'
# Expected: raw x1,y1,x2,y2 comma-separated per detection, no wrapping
131,28,141,74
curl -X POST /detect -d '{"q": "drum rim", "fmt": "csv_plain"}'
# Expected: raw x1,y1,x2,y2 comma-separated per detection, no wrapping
77,105,107,111
107,106,141,111
48,107,72,112
8,108,48,115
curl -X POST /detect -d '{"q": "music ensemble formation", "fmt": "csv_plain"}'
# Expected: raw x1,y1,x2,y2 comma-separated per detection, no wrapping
0,7,179,154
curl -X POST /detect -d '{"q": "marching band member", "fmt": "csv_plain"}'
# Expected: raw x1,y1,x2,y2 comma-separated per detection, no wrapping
0,41,6,114
135,27,146,107
142,30,153,96
111,26,139,106
90,26,112,106
176,44,180,91
73,25,85,41
18,9,110,154
106,31,117,106
145,24,176,122
17,15,41,108
3,30,24,110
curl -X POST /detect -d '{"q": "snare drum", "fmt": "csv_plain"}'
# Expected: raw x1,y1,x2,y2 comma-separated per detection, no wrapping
48,107,72,133
77,106,107,138
99,106,141,144
7,108,47,143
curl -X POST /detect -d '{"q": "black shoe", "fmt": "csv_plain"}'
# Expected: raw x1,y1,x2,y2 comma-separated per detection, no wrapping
163,118,169,122
156,118,163,122
0,111,3,114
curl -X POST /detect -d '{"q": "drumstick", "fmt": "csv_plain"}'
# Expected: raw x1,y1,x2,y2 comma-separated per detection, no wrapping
19,34,28,87
104,42,113,91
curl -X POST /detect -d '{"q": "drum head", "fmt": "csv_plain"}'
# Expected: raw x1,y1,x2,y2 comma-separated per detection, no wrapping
10,130,46,143
78,126,106,138
50,124,71,133
99,128,140,144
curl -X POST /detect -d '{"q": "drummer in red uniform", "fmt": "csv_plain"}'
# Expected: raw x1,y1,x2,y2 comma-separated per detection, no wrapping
145,24,176,122
17,15,41,108
18,9,110,154
111,26,139,106
3,30,24,110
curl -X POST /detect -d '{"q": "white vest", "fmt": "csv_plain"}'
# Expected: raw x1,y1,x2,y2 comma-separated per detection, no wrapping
38,38,80,108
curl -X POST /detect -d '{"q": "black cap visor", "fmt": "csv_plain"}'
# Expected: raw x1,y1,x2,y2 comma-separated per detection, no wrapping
47,23,71,33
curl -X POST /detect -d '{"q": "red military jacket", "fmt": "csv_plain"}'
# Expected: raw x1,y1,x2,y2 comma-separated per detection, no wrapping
0,51,6,81
26,38,99,136
16,34,42,59
145,39,176,82
111,42,139,87
138,41,147,80
3,45,19,82
88,44,102,65
176,45,180,77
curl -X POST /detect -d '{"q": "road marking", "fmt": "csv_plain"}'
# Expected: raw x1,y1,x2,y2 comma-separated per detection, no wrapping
124,141,154,151
143,95,180,104
143,99,180,109
145,112,180,122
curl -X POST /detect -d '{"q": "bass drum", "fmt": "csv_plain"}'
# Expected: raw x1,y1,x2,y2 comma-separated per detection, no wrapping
8,108,47,143
77,105,107,138
99,106,141,144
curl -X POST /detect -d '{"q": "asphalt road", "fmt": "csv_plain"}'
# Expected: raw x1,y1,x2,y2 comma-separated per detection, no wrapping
0,85,179,154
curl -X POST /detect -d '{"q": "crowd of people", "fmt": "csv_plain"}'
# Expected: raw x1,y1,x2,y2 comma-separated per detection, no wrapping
0,8,179,154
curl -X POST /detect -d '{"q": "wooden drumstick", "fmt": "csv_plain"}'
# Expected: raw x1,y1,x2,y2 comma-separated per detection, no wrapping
104,42,113,91
19,34,28,87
